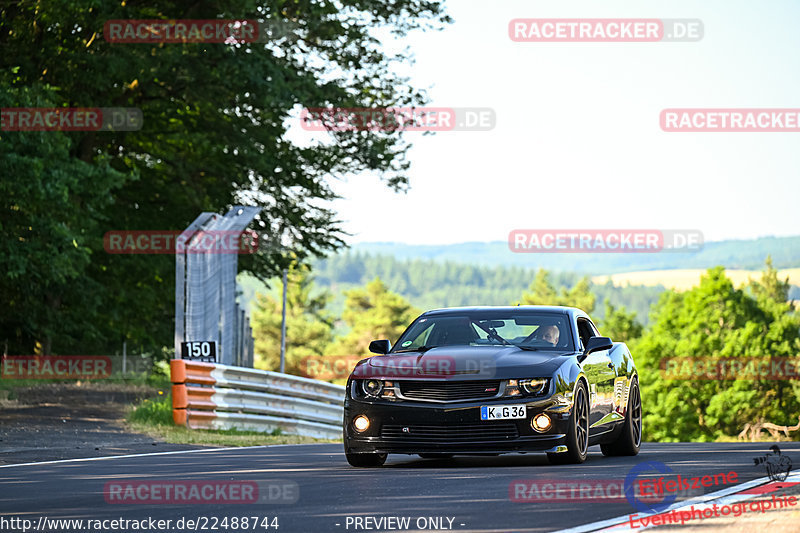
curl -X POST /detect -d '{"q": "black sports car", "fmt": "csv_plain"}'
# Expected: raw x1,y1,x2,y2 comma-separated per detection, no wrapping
343,306,641,467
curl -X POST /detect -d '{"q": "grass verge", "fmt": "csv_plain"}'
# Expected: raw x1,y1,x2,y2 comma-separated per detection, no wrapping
0,372,171,397
127,395,341,447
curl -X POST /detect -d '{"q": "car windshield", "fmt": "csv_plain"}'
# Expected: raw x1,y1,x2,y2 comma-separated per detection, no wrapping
392,312,573,352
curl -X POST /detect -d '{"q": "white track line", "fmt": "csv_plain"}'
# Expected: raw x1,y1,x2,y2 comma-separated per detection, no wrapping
0,446,269,468
555,471,800,533
0,441,339,469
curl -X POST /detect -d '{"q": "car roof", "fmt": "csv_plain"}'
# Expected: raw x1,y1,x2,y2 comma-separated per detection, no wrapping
421,305,581,316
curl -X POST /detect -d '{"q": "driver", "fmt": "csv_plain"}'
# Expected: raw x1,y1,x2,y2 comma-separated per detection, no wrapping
536,325,560,346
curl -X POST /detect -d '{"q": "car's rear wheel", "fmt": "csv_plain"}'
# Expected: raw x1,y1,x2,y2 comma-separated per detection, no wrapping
600,377,642,457
345,451,387,467
547,381,589,465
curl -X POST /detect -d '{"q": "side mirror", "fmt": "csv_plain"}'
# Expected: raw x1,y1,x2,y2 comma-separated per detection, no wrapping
584,336,613,355
368,339,392,355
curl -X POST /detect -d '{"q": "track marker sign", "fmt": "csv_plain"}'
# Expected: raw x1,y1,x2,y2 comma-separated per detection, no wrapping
180,341,217,363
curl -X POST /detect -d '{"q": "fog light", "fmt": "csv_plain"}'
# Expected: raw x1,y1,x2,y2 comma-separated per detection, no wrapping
531,413,552,432
353,415,370,432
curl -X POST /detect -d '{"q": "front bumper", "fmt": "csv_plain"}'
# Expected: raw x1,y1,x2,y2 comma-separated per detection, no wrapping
343,395,572,455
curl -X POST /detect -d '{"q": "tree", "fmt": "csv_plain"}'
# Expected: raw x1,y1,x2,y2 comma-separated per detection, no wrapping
326,277,419,357
599,300,643,344
251,264,333,374
748,256,791,305
516,269,596,313
0,86,130,355
0,1,451,355
636,264,800,442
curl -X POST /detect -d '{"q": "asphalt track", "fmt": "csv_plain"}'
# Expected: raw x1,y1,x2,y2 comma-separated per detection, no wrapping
1,442,797,533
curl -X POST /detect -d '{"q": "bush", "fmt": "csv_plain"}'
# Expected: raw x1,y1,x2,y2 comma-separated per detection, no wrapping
129,394,173,426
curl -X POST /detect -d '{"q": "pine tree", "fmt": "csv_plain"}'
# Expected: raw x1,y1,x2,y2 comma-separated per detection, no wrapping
251,264,333,374
516,269,596,312
599,300,643,343
326,277,420,357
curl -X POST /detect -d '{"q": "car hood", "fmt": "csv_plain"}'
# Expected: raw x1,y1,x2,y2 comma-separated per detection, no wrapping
354,345,576,380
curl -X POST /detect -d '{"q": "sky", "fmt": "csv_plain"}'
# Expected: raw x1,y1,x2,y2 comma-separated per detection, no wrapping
322,0,800,245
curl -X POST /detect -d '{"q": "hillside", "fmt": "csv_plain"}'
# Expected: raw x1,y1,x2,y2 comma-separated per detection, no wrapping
351,235,800,274
593,268,800,291
241,254,667,327
239,237,800,330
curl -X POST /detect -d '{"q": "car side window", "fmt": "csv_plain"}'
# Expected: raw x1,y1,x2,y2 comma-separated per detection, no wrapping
576,318,594,349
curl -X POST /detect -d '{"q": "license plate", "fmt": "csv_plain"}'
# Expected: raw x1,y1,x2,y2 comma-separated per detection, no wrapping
480,405,526,420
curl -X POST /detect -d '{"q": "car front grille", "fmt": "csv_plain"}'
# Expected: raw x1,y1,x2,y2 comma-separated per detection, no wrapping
381,423,519,441
398,380,502,402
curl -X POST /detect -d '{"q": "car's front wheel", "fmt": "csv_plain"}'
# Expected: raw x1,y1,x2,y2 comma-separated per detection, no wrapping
547,381,589,465
600,377,642,456
345,451,387,467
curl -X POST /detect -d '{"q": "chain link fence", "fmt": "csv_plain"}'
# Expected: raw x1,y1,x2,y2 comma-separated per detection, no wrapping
174,206,260,367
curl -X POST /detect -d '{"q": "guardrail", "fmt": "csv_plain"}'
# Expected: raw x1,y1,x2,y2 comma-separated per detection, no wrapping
170,360,345,440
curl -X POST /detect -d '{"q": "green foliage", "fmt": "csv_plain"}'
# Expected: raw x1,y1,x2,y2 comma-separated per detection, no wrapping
599,300,643,343
591,280,665,326
516,269,596,313
251,264,333,373
326,278,419,356
312,252,661,323
129,395,173,426
748,256,791,306
637,262,800,441
0,86,131,354
0,0,450,355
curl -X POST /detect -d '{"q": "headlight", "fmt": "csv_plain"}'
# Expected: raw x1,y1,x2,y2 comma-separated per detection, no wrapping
505,378,549,397
353,379,395,399
362,379,384,397
520,378,548,395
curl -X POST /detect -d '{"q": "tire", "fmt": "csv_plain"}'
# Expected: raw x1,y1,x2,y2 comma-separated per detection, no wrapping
345,451,387,467
418,453,454,459
601,377,642,457
547,381,589,465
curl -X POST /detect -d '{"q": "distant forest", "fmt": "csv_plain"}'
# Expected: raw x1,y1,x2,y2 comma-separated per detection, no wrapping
311,252,665,325
351,235,800,274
